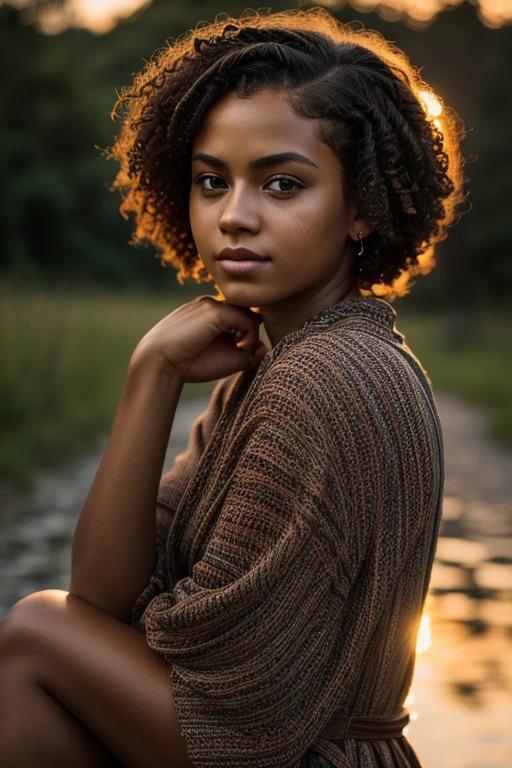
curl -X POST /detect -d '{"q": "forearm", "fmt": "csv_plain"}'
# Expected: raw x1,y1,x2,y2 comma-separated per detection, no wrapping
69,352,184,623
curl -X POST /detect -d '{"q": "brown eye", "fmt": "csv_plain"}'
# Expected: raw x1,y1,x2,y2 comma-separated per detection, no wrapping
265,176,304,194
196,175,227,192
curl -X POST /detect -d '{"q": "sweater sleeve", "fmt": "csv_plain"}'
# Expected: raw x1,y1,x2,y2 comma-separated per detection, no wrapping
130,375,237,632
139,355,378,767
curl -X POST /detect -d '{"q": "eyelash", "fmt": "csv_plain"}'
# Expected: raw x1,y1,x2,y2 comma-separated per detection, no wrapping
193,173,306,196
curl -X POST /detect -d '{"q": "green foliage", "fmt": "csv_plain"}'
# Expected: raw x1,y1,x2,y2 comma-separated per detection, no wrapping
0,4,182,291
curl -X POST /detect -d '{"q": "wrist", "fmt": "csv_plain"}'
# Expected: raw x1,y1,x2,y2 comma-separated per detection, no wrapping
123,351,185,416
129,344,185,388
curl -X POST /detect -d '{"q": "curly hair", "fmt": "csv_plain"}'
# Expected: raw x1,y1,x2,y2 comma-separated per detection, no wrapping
108,7,466,300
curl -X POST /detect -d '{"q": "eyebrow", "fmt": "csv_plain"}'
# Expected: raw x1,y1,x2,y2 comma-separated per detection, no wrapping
191,151,318,169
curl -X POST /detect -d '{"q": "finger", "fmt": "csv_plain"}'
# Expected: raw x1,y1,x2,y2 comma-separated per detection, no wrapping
224,336,266,370
230,308,263,352
237,332,261,356
245,342,268,369
213,300,262,328
211,303,262,347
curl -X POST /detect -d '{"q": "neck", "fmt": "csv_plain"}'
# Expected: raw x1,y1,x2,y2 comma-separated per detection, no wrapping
260,278,361,348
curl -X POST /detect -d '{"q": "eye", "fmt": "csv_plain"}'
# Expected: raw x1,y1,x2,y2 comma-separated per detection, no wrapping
264,175,305,195
194,174,227,193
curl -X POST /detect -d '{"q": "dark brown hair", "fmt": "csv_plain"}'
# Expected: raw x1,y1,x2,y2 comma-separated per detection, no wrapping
108,7,466,300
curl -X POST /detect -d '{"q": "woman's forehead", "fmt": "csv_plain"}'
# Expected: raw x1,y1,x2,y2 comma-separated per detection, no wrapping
191,88,338,169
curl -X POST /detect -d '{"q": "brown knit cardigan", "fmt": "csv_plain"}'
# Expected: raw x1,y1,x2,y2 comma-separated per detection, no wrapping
131,296,443,768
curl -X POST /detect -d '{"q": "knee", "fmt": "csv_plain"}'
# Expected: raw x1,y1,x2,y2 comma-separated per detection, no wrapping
0,589,70,659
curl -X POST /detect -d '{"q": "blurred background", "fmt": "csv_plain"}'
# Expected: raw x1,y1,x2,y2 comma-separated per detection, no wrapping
0,0,511,765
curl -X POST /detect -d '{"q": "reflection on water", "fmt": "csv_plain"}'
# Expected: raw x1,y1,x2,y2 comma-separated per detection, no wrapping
416,613,432,654
407,491,512,767
408,618,512,766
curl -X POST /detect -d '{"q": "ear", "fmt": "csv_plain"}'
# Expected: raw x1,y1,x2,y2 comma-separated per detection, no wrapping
347,201,374,242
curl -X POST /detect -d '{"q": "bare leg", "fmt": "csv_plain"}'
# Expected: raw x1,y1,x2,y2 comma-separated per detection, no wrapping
0,653,123,767
0,590,195,768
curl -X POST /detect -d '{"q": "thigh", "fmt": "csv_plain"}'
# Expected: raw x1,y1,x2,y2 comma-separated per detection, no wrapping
0,590,195,768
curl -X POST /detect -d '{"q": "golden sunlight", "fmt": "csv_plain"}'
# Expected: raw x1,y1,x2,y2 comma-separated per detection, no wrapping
70,0,150,33
10,0,150,34
12,0,512,32
418,90,443,118
321,0,512,28
418,90,443,132
478,0,512,27
416,613,432,654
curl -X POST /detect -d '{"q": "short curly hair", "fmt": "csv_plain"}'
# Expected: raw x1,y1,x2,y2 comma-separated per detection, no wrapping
108,7,466,300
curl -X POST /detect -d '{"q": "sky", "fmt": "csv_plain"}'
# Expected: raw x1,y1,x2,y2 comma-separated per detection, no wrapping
9,0,512,32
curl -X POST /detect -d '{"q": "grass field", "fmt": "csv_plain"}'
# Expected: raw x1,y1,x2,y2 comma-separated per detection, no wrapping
0,287,216,489
1,288,510,489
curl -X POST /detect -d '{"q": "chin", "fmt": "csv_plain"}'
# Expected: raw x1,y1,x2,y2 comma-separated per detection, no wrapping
214,282,268,309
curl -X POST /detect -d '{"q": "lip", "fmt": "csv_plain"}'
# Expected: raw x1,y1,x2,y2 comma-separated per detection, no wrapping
216,247,271,275
216,247,269,262
217,259,270,275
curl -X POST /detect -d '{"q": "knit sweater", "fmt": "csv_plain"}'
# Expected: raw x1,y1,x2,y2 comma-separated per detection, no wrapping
131,296,443,768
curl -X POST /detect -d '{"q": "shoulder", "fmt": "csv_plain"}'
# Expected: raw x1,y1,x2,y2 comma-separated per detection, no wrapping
258,323,408,403
253,323,429,442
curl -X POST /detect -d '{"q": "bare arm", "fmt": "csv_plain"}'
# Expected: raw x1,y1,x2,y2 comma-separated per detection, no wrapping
69,296,267,624
69,354,183,623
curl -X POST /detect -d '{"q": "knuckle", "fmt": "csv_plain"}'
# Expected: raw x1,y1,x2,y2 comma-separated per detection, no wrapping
194,295,216,311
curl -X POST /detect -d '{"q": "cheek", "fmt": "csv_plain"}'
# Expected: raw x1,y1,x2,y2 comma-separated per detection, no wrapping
273,188,343,243
275,207,346,268
271,206,319,245
279,220,327,259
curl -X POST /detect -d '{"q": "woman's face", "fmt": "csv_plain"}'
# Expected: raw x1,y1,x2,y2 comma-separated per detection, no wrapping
189,87,362,317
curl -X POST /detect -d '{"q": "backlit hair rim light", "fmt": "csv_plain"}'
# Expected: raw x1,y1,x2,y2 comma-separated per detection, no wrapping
108,7,468,301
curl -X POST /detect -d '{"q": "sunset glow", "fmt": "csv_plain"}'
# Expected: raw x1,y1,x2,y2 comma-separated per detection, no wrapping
10,0,512,33
321,0,512,28
71,0,150,33
416,613,432,654
418,90,443,118
418,90,443,132
11,0,150,34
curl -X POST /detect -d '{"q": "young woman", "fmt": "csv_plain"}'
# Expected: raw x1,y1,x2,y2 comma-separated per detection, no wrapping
0,8,465,768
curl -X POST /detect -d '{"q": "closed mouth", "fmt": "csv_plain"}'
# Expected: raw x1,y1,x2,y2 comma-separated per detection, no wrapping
216,248,270,262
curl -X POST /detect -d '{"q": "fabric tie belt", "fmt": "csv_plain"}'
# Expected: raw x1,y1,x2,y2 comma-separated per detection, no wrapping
319,706,410,741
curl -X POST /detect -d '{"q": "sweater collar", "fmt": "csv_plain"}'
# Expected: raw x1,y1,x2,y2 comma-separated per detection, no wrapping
231,296,399,420
301,296,397,334
256,296,399,374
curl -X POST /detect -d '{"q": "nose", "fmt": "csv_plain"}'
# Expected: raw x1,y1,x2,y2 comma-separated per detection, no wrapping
218,184,261,235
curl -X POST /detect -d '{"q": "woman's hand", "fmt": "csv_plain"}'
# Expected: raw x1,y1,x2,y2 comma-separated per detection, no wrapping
131,296,268,383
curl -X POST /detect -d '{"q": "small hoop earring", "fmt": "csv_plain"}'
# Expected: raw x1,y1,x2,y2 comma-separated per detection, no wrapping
357,231,364,256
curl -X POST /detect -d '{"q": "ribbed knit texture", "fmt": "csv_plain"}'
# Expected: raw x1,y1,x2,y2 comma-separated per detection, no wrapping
131,296,443,768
